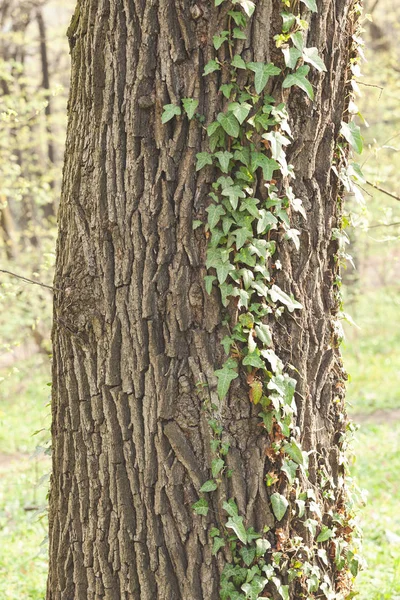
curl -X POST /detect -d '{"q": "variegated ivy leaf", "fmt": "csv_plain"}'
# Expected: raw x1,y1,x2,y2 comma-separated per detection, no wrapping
302,47,327,72
300,0,317,12
233,0,255,17
269,284,303,312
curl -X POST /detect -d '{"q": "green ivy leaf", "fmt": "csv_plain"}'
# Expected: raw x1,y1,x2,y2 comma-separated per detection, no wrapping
233,227,251,250
282,65,314,100
281,11,296,33
196,152,213,171
206,204,226,229
271,492,289,521
231,54,247,69
228,10,247,26
302,47,327,72
161,104,181,124
200,480,217,493
281,459,298,485
284,440,304,465
204,60,221,76
282,47,302,69
223,499,239,517
213,30,229,50
300,0,317,12
243,351,265,369
240,546,256,566
220,83,234,99
247,62,281,95
228,101,252,125
204,275,216,295
214,151,234,173
215,362,239,399
182,97,199,120
226,515,248,544
212,536,226,555
233,27,247,40
257,209,278,233
316,526,334,543
216,261,235,284
251,152,279,181
340,121,363,154
217,112,240,137
221,185,246,210
192,498,209,515
212,458,225,478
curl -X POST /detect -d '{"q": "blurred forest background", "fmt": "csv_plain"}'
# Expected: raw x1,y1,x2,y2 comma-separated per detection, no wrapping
0,1,399,598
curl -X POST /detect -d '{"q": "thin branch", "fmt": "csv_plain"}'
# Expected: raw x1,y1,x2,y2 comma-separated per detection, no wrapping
0,269,56,291
368,222,400,229
366,180,400,202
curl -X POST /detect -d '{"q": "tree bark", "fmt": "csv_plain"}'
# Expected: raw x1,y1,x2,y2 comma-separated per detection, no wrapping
48,1,357,598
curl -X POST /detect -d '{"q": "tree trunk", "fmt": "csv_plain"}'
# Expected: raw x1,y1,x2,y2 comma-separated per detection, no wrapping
48,1,358,598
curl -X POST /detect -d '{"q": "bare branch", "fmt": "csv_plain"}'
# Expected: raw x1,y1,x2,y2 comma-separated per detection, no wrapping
0,269,56,291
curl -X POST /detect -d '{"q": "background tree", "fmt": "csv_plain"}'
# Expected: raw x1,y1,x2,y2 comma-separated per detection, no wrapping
47,1,363,598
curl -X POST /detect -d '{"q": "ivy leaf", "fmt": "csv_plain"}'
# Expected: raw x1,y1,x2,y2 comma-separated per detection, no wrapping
204,275,216,295
217,112,240,137
300,0,317,12
271,492,289,521
243,351,265,369
212,458,225,478
281,459,298,485
281,11,296,33
248,62,281,95
240,546,256,566
182,98,199,120
269,284,303,312
215,362,239,399
204,60,221,76
220,83,234,99
212,536,226,555
221,185,246,210
233,0,255,17
302,47,326,72
216,261,235,284
200,480,217,493
213,30,229,50
192,498,209,515
340,121,363,154
233,27,247,40
228,101,252,125
282,65,314,100
256,538,271,557
231,54,247,69
214,151,234,173
226,515,248,544
251,152,279,181
316,526,334,543
255,323,273,346
284,440,304,465
233,227,251,250
282,47,302,70
250,380,263,405
290,31,304,52
161,104,181,124
257,209,278,233
196,152,213,171
206,204,226,229
222,499,239,517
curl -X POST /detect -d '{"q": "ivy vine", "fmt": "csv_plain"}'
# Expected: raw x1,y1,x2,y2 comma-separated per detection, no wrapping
162,1,364,598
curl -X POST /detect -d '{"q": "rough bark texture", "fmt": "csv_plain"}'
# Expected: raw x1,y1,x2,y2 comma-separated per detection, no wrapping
48,1,355,598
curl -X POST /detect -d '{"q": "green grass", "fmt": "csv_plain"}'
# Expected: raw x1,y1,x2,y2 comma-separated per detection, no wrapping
343,286,400,415
351,422,400,600
0,357,50,600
